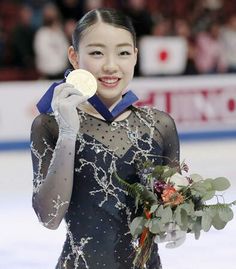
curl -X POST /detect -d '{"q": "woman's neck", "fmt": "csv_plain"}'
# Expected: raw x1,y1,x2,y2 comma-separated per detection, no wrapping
78,95,132,121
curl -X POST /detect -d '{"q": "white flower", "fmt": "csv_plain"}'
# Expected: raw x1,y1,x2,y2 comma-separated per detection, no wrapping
169,173,189,190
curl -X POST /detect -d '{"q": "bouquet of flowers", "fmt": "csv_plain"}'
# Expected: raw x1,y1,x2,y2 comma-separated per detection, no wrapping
115,159,235,269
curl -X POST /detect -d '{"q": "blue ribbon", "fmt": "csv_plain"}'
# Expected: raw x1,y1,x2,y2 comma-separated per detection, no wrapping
36,80,139,122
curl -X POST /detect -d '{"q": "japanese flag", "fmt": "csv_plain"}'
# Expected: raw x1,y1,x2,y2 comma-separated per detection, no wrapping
139,36,188,75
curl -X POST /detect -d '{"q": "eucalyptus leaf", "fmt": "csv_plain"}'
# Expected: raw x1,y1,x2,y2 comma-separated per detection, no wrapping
201,180,213,191
202,206,217,218
212,177,231,191
181,202,194,215
212,214,227,230
163,167,178,178
156,205,164,217
180,208,188,230
129,217,146,236
192,217,202,239
149,219,162,234
201,211,212,232
174,206,182,226
191,182,207,197
195,210,204,217
190,173,203,182
202,190,215,201
161,206,173,224
218,207,234,222
150,204,159,214
144,219,151,228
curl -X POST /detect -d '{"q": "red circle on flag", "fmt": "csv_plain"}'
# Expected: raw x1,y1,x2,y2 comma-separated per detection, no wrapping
158,50,169,62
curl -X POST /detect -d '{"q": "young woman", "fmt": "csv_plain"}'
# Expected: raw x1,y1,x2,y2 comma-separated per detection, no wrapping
30,8,180,269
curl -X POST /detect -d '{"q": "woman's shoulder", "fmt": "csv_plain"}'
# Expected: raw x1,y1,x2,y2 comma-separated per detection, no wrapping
31,113,57,131
133,106,175,124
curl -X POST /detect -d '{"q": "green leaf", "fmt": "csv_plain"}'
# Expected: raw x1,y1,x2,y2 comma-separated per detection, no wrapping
150,204,159,214
152,165,165,178
195,210,204,217
156,205,164,217
218,207,234,222
161,206,173,224
129,217,146,236
174,206,182,226
212,214,227,230
181,202,194,215
211,177,231,191
180,208,188,230
201,211,212,232
192,217,202,239
191,182,207,197
190,173,203,182
162,167,178,178
202,190,215,201
149,218,163,234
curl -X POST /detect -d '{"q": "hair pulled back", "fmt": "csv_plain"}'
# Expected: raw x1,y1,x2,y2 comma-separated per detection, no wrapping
72,8,136,51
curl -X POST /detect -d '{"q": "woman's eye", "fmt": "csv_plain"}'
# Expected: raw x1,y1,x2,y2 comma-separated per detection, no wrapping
120,51,131,56
89,51,103,56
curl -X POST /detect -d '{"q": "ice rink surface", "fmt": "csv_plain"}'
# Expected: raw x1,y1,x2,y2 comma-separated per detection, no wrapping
0,139,236,269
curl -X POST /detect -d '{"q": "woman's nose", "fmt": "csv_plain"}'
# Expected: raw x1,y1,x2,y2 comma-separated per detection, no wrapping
102,56,118,73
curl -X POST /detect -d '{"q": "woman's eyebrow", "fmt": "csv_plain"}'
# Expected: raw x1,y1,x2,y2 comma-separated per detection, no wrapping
86,43,105,48
86,43,133,48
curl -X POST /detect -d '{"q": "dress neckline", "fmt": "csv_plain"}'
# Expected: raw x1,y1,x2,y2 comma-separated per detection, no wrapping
78,106,135,123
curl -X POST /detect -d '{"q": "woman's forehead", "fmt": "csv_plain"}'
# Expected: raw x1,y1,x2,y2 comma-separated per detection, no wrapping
80,22,134,47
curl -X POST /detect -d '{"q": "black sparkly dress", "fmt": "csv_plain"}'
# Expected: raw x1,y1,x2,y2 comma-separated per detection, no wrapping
30,106,179,269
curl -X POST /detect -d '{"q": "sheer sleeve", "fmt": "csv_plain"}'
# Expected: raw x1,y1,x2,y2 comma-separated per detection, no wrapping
30,113,76,229
30,114,58,184
153,110,180,165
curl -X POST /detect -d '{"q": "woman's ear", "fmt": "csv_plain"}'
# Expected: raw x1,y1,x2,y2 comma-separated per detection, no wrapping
68,46,79,69
134,47,138,65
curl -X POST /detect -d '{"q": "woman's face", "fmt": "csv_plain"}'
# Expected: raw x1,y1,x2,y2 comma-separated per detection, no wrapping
70,22,137,105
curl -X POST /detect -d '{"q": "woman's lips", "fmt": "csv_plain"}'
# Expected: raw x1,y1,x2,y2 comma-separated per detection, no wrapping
98,77,121,88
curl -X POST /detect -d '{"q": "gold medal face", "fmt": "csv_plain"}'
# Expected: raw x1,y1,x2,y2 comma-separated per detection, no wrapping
66,69,97,97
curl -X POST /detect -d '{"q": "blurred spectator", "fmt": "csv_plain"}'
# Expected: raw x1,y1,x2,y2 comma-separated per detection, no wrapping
83,0,104,13
33,3,70,80
152,17,172,37
221,14,236,73
11,5,35,68
55,0,84,21
194,21,226,74
0,19,5,67
203,0,223,10
122,0,153,39
23,0,50,29
122,0,154,76
174,19,198,75
64,18,76,43
1,0,236,79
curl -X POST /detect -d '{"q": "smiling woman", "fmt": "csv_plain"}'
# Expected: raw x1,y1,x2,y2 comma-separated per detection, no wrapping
67,10,138,109
30,8,180,269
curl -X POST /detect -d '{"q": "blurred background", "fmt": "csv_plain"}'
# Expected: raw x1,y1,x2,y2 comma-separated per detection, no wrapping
0,0,236,268
2,0,236,79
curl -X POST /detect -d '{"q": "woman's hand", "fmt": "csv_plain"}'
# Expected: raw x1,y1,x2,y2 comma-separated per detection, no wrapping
51,83,89,136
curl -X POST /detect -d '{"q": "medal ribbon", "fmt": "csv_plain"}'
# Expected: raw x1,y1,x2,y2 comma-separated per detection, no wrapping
36,80,139,122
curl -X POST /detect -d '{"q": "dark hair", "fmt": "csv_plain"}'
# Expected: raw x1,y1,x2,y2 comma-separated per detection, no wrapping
72,8,136,51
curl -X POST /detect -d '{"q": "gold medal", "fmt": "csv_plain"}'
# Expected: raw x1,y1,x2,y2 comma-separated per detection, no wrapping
66,69,97,97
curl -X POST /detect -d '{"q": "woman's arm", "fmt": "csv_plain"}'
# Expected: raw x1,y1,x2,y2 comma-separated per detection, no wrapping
31,116,76,229
30,83,88,229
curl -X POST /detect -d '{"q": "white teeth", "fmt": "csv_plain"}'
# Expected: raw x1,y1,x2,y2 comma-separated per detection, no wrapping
101,78,118,84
